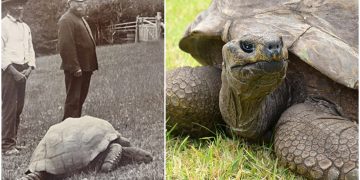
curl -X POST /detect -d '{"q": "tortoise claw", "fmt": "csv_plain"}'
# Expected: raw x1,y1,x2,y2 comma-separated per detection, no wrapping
101,143,122,172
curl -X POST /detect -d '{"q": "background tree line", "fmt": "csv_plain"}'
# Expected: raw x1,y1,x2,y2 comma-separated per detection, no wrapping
3,0,163,56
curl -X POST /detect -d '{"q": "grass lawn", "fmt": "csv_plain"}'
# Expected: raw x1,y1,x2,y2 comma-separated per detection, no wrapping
2,41,164,180
165,1,303,179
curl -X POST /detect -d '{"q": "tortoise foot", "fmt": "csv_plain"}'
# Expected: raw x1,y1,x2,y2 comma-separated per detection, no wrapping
101,143,122,172
345,168,358,180
166,66,224,137
275,100,358,179
17,172,47,180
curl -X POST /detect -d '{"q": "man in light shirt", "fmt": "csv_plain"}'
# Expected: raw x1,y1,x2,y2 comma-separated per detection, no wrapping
2,0,35,156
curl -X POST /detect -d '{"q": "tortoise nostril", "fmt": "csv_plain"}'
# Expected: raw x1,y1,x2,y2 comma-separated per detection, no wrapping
267,43,281,51
265,41,282,56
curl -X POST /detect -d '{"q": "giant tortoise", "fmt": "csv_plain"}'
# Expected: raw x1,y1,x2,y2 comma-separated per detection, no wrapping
166,0,358,179
18,116,153,180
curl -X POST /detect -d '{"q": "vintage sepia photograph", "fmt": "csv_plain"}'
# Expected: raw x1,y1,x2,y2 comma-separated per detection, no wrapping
166,0,358,179
1,0,164,179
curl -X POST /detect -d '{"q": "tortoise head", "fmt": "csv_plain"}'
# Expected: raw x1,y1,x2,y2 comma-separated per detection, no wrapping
221,33,288,98
122,147,153,164
219,33,289,139
223,33,288,65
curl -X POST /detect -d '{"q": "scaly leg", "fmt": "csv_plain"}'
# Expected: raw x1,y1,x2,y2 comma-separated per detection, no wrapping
17,171,48,180
101,144,153,172
100,143,122,172
274,98,358,179
166,66,224,137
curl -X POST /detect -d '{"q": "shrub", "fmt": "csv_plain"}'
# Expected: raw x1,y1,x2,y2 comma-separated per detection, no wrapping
16,0,163,56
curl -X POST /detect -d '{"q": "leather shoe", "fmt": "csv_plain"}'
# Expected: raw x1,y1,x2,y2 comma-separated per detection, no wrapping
3,148,20,156
16,145,27,150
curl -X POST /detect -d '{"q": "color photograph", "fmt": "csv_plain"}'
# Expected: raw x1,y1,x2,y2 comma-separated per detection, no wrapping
166,0,358,179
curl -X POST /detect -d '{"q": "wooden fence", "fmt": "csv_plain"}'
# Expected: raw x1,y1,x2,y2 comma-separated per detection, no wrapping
103,12,163,44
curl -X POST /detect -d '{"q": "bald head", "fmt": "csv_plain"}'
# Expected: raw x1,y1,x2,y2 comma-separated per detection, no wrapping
68,0,87,17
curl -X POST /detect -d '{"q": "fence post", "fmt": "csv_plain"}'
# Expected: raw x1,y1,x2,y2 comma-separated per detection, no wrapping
135,15,140,43
156,12,161,40
110,21,114,44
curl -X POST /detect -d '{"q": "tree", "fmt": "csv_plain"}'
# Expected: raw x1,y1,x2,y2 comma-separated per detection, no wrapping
18,0,163,56
22,0,67,56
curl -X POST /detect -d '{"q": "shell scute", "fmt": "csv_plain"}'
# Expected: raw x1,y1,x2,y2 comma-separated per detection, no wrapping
28,116,121,175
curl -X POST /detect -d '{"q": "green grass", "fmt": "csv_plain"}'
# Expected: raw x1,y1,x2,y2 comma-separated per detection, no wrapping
165,0,209,70
165,1,303,179
2,41,164,179
166,132,304,180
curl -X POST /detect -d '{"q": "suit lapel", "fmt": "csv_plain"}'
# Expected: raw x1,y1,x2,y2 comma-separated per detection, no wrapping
81,17,96,45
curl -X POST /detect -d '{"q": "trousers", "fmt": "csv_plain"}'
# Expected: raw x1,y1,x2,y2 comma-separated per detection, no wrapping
2,64,28,151
63,71,92,120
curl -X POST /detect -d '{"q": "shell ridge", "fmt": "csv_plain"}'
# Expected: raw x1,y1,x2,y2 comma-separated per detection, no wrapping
290,27,358,89
181,0,358,89
44,137,47,173
288,25,313,49
221,20,233,42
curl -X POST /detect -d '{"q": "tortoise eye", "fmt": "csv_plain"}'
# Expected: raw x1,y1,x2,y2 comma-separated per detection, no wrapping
240,41,255,53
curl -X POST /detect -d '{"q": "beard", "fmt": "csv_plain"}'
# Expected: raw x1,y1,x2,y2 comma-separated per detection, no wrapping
8,8,24,20
70,6,86,17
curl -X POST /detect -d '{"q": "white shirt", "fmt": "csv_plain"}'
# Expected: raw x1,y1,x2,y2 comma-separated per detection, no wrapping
2,14,36,70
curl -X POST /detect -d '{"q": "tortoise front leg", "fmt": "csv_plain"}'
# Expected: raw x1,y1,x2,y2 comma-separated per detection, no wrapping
274,98,358,180
100,143,123,172
100,144,153,172
166,66,224,137
17,171,49,180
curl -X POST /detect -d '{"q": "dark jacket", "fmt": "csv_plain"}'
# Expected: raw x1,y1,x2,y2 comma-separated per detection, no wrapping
58,10,98,73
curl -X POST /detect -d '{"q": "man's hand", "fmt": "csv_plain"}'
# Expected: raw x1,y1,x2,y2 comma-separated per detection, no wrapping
7,65,27,82
21,67,32,78
13,71,26,82
74,69,82,77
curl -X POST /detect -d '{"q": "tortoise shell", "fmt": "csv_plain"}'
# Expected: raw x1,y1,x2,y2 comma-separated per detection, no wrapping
179,0,358,89
28,116,121,175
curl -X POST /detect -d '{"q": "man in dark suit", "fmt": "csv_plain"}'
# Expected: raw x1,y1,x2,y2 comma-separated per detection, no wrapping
58,0,98,120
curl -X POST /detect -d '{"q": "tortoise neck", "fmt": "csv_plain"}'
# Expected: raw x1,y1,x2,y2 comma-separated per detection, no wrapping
219,71,291,140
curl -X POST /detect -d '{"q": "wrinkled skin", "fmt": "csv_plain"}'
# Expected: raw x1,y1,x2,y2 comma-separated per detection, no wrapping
167,0,358,179
220,34,288,140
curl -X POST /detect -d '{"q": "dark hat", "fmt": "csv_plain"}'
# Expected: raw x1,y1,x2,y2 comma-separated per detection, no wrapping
2,0,28,5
